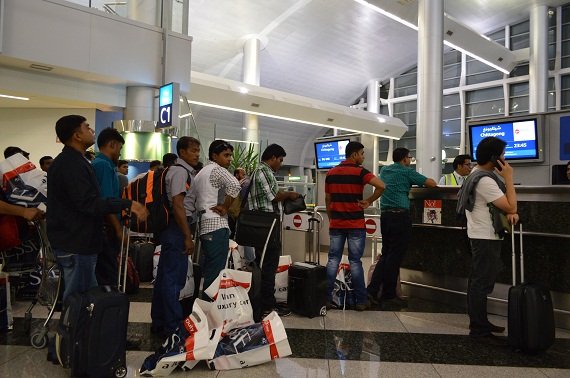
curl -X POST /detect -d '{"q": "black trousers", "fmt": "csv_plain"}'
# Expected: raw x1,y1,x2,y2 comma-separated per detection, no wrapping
254,221,281,311
367,211,411,299
95,227,119,287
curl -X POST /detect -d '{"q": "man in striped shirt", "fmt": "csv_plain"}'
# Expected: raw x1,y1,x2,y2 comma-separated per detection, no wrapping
325,141,385,311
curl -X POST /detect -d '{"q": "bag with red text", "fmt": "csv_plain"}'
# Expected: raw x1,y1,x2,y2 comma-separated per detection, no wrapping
204,268,254,335
274,255,292,304
0,153,47,208
206,310,292,370
331,255,355,310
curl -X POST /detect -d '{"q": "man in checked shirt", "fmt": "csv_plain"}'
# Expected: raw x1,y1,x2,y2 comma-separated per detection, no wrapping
193,140,241,295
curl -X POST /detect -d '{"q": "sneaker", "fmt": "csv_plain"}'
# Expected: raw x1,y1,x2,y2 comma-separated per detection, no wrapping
354,301,370,312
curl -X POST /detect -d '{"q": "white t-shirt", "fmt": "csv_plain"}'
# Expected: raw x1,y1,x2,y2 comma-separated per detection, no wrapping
466,176,505,240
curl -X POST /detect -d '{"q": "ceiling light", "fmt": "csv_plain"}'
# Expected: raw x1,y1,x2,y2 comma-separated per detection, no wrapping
238,87,249,94
353,0,418,30
0,94,29,101
179,112,192,119
444,41,509,74
241,127,247,130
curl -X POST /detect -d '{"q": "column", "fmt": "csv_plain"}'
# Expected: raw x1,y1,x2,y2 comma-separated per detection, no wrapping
416,0,443,179
362,79,380,200
529,5,548,113
125,86,155,122
243,38,261,152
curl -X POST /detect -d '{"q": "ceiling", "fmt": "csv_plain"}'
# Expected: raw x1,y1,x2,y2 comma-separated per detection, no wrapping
1,0,568,167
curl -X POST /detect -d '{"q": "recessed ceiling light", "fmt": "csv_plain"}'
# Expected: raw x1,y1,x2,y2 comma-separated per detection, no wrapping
0,94,29,101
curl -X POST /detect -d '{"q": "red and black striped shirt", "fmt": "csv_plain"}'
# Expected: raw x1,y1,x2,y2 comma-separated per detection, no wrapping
325,160,375,229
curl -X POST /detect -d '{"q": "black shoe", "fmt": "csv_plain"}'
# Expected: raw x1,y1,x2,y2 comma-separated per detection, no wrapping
354,301,371,312
275,304,292,317
488,323,505,333
367,293,380,306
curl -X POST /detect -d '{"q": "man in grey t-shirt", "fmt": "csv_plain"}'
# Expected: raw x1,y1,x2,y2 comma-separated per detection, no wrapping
151,136,200,338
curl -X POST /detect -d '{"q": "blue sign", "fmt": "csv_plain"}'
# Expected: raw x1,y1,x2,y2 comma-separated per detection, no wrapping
469,119,539,161
158,82,179,128
314,139,350,169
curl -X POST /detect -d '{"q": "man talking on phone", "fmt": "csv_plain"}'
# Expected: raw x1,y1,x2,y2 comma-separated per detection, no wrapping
457,136,519,338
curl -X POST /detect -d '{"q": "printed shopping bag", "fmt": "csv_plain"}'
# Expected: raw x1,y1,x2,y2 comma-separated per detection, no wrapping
178,257,195,300
206,311,292,370
274,255,292,304
204,268,254,335
0,153,47,207
139,299,223,376
331,256,355,310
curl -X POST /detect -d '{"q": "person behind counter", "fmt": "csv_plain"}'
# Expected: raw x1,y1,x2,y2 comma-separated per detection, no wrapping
438,154,472,186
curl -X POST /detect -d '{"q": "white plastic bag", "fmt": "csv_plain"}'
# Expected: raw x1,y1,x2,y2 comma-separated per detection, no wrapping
204,268,254,335
274,255,291,304
207,311,292,370
331,255,355,310
0,153,47,208
153,245,161,280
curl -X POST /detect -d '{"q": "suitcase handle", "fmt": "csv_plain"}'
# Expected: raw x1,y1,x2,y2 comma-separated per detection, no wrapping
511,222,524,286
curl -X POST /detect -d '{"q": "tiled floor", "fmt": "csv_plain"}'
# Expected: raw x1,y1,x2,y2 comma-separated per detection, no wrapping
2,283,570,377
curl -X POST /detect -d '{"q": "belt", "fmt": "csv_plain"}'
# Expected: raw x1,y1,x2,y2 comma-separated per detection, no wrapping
381,208,409,213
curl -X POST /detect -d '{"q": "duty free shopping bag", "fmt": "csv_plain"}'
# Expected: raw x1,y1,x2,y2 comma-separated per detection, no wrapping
274,255,292,304
206,311,292,370
0,153,47,208
331,255,356,310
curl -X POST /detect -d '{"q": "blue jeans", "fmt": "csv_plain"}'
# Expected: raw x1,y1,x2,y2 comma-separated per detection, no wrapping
54,249,98,303
368,211,411,299
326,229,367,304
201,228,230,296
151,221,189,335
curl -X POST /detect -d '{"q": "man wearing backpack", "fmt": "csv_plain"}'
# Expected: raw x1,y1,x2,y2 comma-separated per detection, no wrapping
151,136,200,338
193,140,241,295
457,137,518,338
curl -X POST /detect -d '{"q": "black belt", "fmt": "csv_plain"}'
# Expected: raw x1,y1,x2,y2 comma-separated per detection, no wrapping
381,208,409,214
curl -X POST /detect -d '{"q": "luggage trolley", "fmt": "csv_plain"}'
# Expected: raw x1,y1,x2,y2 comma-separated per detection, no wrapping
0,220,62,349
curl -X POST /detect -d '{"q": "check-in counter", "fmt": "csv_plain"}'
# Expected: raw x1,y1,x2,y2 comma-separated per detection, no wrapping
405,186,570,329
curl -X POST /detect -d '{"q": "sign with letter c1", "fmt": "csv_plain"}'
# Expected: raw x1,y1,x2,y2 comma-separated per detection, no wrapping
158,82,180,128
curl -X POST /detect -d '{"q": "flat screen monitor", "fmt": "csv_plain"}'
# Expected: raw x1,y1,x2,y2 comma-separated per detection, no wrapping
468,116,543,163
314,139,350,170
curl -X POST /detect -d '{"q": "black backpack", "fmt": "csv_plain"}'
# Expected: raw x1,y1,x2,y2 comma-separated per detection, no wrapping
122,165,190,235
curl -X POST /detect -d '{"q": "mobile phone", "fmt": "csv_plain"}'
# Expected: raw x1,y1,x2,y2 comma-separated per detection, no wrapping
490,155,503,171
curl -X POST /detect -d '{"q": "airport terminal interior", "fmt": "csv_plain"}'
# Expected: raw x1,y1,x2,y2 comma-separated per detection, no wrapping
1,0,570,377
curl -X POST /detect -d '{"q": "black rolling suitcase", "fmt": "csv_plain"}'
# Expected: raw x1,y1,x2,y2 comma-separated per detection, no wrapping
130,238,155,283
287,215,327,318
57,286,129,378
508,223,555,353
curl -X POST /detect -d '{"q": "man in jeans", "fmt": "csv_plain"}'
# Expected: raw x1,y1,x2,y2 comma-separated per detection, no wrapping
367,148,437,309
325,141,385,311
248,144,300,319
459,137,518,337
151,136,200,338
193,140,241,293
47,115,148,302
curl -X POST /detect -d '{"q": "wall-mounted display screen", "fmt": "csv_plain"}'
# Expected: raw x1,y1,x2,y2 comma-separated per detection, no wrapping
468,117,543,163
314,139,350,170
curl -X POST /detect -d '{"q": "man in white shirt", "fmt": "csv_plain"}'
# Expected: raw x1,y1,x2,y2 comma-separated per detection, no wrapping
439,154,472,186
460,137,519,338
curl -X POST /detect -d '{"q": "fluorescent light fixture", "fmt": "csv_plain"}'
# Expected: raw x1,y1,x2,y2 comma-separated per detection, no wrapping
444,40,509,74
353,0,418,30
353,0,514,74
179,112,192,119
0,94,29,101
241,127,247,130
215,138,259,145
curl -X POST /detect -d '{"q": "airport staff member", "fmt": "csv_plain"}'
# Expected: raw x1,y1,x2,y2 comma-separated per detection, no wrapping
439,154,472,186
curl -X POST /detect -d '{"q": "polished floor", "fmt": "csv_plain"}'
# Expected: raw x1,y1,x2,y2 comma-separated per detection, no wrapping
2,277,570,377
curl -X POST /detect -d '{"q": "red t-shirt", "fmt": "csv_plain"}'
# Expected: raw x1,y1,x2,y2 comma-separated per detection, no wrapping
325,160,375,229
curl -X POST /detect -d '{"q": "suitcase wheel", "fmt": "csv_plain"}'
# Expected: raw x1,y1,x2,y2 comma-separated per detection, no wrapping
30,331,48,349
114,366,127,378
319,306,327,317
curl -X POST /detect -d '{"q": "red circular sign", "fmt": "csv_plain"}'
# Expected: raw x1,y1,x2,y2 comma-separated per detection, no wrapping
365,218,377,235
293,214,302,228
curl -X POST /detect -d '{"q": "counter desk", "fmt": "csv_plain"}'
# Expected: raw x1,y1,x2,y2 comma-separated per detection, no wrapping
405,186,570,328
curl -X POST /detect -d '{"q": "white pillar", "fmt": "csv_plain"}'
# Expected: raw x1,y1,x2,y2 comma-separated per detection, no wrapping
243,38,261,151
416,0,443,179
529,5,548,113
125,86,155,121
363,79,380,200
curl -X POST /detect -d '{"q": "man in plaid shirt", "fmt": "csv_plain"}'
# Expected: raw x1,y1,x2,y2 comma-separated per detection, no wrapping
248,144,300,318
194,140,241,294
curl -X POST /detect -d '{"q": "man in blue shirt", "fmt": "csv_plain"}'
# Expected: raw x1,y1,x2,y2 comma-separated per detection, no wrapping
367,148,437,308
92,128,126,286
